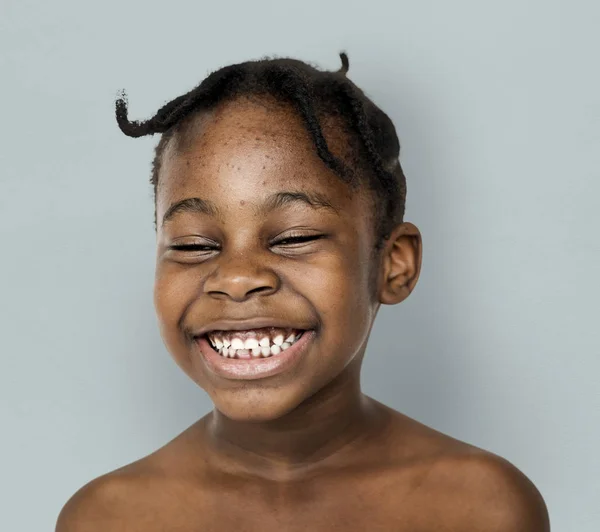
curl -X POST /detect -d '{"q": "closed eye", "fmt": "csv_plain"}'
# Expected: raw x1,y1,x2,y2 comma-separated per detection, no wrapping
170,244,219,251
272,235,324,246
168,235,324,253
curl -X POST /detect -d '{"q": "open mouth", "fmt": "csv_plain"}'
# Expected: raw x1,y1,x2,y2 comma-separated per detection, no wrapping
203,327,306,359
195,326,316,380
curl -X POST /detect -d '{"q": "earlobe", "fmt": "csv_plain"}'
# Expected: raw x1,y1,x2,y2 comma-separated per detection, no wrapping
378,222,422,305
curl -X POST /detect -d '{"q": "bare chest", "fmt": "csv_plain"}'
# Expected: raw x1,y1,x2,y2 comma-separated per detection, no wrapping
127,498,408,532
196,496,399,532
117,476,430,532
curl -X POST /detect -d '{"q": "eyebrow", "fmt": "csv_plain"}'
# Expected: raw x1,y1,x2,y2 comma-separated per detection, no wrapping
161,190,338,226
162,197,219,226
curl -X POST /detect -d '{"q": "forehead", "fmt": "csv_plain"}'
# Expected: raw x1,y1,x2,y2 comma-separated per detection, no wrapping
156,96,366,216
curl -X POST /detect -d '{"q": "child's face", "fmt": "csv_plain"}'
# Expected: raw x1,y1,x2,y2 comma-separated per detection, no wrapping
154,96,384,421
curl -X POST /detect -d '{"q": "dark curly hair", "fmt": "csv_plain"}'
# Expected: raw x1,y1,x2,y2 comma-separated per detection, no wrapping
115,52,406,251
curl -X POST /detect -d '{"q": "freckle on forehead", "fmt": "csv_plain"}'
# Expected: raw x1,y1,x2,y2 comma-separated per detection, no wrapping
240,200,245,205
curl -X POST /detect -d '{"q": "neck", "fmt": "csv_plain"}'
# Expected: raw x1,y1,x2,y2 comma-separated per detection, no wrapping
202,361,387,482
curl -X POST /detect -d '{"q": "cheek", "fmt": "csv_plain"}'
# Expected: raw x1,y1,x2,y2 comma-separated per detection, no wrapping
153,265,197,352
296,251,373,343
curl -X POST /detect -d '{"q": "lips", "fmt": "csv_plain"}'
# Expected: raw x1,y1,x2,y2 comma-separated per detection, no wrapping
194,328,316,380
192,317,314,339
192,317,315,339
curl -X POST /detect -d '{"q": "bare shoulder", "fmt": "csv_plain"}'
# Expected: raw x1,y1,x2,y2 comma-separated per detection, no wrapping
373,404,550,531
55,469,142,532
427,449,551,531
54,452,201,531
55,422,208,532
386,423,550,531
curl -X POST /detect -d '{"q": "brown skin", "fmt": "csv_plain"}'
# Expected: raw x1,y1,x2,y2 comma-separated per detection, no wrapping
56,96,550,531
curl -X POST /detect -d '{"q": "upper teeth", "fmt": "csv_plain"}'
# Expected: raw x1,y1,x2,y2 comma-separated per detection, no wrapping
206,328,303,358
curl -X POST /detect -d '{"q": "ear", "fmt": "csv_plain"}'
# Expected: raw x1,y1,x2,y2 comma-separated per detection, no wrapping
378,222,422,305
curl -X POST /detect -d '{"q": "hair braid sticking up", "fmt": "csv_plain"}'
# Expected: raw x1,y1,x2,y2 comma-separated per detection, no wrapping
115,52,406,248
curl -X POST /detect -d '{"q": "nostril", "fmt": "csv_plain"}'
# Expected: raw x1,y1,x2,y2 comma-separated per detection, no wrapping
247,285,275,296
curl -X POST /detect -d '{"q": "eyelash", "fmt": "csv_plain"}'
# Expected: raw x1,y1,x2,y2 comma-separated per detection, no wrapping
273,235,323,246
170,235,323,252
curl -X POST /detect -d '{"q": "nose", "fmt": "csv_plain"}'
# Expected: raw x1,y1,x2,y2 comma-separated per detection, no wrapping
203,251,280,302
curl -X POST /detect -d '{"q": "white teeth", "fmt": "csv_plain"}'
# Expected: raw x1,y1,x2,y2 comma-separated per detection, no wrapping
212,329,307,358
230,338,245,350
273,334,284,346
218,344,291,359
260,346,271,357
244,338,259,350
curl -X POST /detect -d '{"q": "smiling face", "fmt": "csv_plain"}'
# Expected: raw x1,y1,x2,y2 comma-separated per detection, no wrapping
154,95,387,421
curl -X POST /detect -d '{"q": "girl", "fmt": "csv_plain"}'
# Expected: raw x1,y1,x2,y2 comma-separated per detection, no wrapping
56,53,549,531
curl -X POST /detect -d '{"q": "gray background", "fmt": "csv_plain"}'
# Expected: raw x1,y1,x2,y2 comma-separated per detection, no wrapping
1,0,598,530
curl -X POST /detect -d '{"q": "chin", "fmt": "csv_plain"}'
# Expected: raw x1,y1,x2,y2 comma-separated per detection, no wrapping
211,390,305,423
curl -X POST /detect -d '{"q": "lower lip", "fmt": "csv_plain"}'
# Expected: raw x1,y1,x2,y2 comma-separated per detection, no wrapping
195,331,315,381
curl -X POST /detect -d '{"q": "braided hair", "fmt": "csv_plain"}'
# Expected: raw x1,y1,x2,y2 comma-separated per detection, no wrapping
115,52,406,251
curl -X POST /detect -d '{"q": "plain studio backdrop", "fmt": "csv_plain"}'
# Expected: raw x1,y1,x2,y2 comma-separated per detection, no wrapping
1,0,598,530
